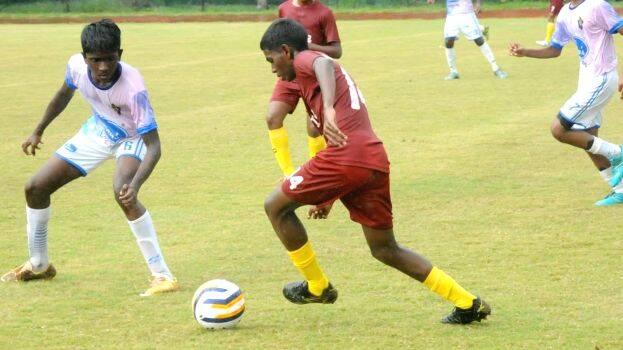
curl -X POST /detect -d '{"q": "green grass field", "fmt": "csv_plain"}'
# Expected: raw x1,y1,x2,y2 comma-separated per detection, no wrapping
1,19,622,349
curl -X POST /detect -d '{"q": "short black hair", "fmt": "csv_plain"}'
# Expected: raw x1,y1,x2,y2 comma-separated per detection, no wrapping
260,18,308,52
81,19,121,54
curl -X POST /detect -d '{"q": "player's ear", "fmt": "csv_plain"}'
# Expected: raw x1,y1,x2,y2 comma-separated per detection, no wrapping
281,44,293,60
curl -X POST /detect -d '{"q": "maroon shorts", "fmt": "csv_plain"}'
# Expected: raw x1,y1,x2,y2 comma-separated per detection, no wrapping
282,156,393,230
270,79,301,112
549,0,564,16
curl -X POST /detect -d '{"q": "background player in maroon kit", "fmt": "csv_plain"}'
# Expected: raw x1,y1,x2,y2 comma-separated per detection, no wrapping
536,0,565,46
267,0,342,177
260,18,491,324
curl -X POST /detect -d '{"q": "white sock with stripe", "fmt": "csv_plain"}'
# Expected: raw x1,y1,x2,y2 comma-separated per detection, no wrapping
588,137,621,159
479,42,500,72
27,206,50,273
445,48,458,73
128,210,173,280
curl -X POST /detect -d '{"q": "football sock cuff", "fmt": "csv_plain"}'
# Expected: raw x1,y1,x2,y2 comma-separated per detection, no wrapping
307,135,326,158
423,266,475,309
269,127,295,176
545,22,555,43
287,241,329,296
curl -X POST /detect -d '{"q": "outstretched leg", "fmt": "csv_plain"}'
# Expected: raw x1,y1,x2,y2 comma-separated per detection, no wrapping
2,156,81,282
113,156,178,296
444,37,460,80
362,225,490,324
264,187,335,303
473,36,506,78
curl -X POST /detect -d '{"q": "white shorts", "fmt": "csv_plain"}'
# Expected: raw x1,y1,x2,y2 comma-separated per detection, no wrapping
55,117,146,176
444,12,482,40
559,70,619,130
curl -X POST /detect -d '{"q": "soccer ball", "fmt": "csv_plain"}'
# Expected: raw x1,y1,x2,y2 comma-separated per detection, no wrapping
192,279,245,329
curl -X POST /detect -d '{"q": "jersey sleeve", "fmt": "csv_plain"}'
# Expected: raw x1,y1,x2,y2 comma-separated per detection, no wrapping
322,10,340,43
64,54,82,90
131,90,158,135
551,20,570,49
293,51,321,80
595,0,623,34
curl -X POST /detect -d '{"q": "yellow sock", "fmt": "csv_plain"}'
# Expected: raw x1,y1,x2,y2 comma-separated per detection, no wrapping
307,135,326,158
269,127,295,176
545,22,555,43
423,267,476,309
287,241,329,296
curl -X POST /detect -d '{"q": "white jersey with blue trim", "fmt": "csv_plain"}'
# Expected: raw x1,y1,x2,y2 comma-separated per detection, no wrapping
64,54,157,145
446,0,474,16
551,0,623,76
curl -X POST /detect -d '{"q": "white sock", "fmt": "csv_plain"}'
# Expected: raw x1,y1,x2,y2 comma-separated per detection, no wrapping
479,24,485,32
27,206,50,273
445,47,458,73
128,211,173,280
588,137,621,159
599,167,623,193
599,167,613,183
479,42,500,72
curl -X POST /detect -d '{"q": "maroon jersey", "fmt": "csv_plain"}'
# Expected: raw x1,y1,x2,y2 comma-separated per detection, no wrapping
279,0,340,46
293,50,389,173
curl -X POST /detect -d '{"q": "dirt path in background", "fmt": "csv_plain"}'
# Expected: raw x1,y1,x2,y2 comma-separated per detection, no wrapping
0,8,548,24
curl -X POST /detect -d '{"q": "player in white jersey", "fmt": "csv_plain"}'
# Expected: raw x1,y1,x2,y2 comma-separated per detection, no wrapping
510,0,623,206
1,19,181,295
428,0,508,80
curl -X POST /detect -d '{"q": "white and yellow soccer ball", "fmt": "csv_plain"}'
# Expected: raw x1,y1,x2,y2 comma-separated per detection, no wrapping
192,279,245,329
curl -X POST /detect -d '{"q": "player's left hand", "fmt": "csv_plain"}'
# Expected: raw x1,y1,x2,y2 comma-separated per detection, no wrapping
474,4,481,13
118,183,138,207
618,80,623,99
323,107,347,147
308,203,333,219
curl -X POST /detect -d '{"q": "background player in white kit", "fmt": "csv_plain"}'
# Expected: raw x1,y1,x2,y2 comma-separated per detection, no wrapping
1,19,181,295
428,0,508,80
510,0,623,206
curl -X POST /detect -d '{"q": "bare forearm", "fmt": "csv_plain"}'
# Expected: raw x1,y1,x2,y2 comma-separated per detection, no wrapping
308,43,342,59
35,85,74,135
130,147,160,190
520,47,561,59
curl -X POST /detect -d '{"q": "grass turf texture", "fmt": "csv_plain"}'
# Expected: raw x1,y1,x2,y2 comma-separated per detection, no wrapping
1,19,622,349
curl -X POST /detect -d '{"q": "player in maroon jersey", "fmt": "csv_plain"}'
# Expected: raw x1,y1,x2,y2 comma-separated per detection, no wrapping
260,18,491,324
536,0,565,46
266,0,342,177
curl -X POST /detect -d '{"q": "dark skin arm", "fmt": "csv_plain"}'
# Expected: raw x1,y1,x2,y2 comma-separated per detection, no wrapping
305,57,347,220
22,82,75,156
118,129,161,206
308,42,342,59
312,57,347,147
508,43,562,58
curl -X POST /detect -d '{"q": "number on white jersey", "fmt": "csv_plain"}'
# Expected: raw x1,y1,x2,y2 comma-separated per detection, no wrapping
340,67,366,110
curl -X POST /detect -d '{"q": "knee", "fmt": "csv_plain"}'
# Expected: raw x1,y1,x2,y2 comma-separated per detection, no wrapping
444,38,455,48
307,124,321,138
266,110,286,130
24,178,48,200
474,37,485,46
370,242,399,265
550,120,567,142
264,194,282,220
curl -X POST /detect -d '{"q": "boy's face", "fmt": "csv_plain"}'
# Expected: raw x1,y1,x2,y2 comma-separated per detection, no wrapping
83,50,122,85
263,45,296,82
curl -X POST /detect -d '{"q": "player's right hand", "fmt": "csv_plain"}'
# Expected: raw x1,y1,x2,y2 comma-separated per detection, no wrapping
22,134,43,156
508,43,524,57
427,0,435,4
308,203,333,219
323,107,347,148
